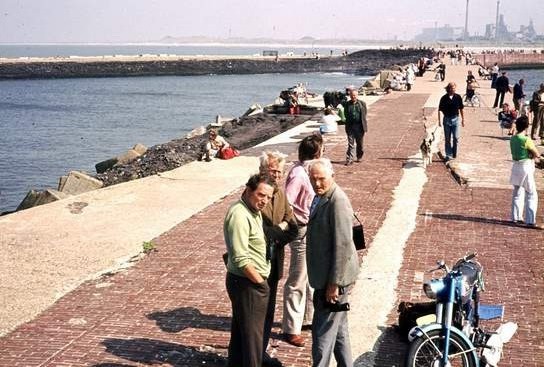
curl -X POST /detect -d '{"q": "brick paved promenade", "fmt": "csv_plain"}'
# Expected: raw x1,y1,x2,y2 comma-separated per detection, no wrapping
0,63,542,366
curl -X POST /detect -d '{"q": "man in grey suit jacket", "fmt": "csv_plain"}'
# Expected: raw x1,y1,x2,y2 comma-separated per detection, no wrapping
306,158,360,367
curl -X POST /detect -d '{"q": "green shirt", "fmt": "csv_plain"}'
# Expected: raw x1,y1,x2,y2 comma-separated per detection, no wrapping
510,134,536,161
224,200,270,278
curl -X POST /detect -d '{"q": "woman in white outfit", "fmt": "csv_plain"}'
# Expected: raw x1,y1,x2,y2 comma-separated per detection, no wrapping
509,116,542,229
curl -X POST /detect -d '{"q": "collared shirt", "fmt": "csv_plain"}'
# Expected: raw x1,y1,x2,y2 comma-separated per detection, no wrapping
224,199,270,278
285,162,314,224
510,134,536,161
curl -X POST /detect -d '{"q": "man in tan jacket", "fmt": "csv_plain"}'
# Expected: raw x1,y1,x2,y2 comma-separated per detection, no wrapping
259,151,299,367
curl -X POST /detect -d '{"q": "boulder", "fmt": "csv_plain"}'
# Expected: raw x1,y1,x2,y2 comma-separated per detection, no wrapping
116,149,141,166
132,143,148,155
60,171,104,195
185,126,207,139
95,157,118,174
242,104,263,117
17,189,70,211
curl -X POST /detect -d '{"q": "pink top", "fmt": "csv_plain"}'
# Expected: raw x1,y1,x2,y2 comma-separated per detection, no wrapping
284,162,315,225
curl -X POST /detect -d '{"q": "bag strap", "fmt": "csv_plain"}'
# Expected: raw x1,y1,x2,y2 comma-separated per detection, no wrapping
353,213,362,225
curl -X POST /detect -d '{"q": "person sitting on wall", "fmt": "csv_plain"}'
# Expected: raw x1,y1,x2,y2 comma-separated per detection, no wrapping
319,108,340,134
498,103,517,136
200,129,230,162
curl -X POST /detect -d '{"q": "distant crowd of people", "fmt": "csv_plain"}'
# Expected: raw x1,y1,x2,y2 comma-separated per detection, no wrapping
434,52,543,229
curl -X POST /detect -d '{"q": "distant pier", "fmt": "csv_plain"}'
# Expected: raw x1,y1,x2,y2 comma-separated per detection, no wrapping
0,49,426,79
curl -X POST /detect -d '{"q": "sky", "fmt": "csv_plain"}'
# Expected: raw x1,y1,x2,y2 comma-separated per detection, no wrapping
1,0,543,43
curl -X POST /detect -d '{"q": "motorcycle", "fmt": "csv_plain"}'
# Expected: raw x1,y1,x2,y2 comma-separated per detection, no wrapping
405,253,517,367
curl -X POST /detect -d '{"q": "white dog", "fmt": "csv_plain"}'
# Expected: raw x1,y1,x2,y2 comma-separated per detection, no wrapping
420,124,438,168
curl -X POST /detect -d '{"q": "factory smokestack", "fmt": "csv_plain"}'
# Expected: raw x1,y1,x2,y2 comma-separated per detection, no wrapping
495,0,500,39
464,0,470,40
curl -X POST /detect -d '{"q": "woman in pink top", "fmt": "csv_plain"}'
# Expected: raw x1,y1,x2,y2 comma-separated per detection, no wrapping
282,133,323,347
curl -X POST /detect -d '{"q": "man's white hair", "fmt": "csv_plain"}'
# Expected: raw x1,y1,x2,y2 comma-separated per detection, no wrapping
259,150,287,169
307,158,334,177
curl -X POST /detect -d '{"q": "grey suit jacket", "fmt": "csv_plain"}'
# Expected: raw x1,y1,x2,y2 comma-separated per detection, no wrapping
306,183,360,290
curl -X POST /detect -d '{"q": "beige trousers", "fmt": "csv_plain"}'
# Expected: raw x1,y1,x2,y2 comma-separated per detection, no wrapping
282,226,314,334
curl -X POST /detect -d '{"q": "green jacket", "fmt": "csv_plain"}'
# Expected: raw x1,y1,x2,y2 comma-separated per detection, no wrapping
342,99,368,132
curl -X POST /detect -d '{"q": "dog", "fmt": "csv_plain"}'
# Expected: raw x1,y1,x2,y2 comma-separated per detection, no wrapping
420,124,438,168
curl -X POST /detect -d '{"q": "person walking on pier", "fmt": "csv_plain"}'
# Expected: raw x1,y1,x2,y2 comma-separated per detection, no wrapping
509,116,541,229
490,62,499,89
493,71,510,109
437,61,446,82
529,83,544,143
259,151,299,367
438,82,465,161
513,79,526,115
282,135,324,348
342,87,368,165
306,158,359,367
224,174,275,367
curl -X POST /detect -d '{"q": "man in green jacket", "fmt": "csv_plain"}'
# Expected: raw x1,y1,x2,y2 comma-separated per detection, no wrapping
342,87,368,165
224,174,275,367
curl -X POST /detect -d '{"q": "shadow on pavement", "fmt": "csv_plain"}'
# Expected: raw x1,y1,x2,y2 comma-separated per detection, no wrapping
147,307,230,333
425,213,520,227
474,134,510,141
353,326,408,367
100,338,226,367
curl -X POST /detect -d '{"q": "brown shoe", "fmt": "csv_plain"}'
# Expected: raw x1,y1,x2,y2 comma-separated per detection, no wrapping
284,333,305,347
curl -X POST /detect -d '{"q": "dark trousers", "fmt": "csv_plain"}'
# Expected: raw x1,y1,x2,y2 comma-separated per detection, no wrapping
493,90,506,108
311,289,352,367
532,105,544,138
491,74,498,89
226,272,270,367
263,259,280,354
439,70,445,81
346,124,365,163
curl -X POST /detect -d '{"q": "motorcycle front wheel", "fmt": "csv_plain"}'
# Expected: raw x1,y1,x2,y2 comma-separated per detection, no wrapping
406,329,478,367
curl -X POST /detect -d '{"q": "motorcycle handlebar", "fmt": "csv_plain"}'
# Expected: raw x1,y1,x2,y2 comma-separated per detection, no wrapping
464,252,477,261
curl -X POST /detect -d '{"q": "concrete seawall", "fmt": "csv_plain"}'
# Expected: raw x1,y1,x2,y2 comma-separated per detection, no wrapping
474,52,544,68
0,49,425,79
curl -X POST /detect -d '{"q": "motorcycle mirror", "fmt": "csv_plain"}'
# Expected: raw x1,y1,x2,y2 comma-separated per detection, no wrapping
437,260,445,268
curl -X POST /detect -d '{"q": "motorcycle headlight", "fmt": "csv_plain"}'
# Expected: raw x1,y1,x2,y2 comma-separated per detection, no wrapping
423,279,445,299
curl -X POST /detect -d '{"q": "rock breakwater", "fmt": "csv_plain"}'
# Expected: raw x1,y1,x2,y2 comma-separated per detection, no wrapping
95,113,311,186
0,49,429,79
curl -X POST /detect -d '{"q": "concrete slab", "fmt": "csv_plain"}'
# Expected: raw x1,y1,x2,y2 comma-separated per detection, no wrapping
15,188,71,211
59,170,104,195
